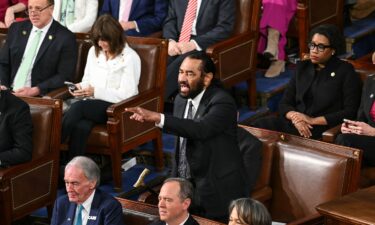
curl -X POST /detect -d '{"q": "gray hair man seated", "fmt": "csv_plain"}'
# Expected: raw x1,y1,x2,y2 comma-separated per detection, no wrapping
51,156,124,225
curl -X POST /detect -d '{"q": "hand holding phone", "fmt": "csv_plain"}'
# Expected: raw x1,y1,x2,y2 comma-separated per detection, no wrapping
64,81,78,92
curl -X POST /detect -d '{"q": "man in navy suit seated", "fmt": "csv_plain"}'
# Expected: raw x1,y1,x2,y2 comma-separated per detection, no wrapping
51,156,124,225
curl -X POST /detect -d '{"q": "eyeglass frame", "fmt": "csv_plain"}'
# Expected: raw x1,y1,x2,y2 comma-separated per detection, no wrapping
307,42,332,52
25,4,53,16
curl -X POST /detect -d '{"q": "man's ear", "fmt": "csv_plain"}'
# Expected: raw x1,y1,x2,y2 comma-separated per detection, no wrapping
203,72,213,87
182,198,191,210
89,181,97,190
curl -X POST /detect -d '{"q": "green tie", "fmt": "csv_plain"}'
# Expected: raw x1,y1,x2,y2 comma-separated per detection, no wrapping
75,204,83,225
13,30,42,90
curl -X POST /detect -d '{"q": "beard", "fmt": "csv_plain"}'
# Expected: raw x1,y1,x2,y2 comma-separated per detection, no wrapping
178,79,205,99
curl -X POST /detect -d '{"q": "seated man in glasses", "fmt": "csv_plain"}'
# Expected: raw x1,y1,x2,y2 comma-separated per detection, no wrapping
0,0,77,97
252,24,362,139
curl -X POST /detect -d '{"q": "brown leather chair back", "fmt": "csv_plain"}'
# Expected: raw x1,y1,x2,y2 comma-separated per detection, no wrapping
30,106,53,159
127,36,161,93
73,33,92,83
234,0,261,34
239,126,361,223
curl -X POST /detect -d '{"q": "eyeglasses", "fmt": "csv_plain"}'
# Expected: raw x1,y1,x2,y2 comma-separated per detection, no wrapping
25,4,52,15
308,42,332,52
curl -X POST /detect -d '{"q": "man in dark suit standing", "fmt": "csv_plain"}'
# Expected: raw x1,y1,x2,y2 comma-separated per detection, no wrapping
0,87,32,167
51,156,124,225
127,52,247,222
150,178,199,225
0,0,77,97
100,0,168,37
163,0,236,100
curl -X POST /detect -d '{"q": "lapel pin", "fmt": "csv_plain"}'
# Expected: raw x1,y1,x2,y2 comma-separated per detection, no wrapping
370,94,374,98
48,35,53,40
67,218,71,221
330,72,335,77
22,30,27,35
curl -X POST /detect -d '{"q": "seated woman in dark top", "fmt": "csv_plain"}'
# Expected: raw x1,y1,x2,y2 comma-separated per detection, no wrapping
252,24,362,139
336,75,375,166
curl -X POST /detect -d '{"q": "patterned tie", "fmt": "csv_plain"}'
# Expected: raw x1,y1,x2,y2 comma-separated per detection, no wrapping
178,0,198,43
75,204,83,225
178,101,194,178
121,0,133,22
13,30,42,90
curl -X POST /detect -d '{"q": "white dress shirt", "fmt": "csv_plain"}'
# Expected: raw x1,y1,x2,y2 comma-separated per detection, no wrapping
80,43,141,103
73,190,96,225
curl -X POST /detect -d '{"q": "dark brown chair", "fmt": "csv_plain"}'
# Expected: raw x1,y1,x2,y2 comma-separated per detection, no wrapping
288,0,344,57
0,97,62,225
206,0,261,109
240,125,361,224
82,37,168,191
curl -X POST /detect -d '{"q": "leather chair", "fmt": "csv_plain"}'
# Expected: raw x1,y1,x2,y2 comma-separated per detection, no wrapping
288,0,344,57
206,0,261,109
240,125,361,224
81,37,168,191
0,97,62,225
117,198,225,225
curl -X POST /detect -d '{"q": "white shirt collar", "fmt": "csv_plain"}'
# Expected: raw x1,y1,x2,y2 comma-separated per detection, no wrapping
166,213,190,225
189,89,206,112
81,189,95,214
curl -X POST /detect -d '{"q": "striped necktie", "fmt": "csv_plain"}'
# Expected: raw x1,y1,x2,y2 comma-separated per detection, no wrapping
178,0,198,43
13,30,42,90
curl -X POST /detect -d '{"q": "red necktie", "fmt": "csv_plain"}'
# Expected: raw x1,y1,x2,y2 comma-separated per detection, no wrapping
178,0,198,43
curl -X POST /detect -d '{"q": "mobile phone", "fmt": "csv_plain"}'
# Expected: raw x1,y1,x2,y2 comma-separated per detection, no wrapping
64,81,77,92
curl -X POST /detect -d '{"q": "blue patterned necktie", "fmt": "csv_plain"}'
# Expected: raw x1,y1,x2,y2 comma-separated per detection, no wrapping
178,100,194,178
75,204,83,225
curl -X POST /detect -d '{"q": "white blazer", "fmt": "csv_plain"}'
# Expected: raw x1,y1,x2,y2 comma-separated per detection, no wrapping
53,0,98,33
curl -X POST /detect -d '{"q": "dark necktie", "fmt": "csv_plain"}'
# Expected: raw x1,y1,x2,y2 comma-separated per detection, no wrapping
178,101,193,178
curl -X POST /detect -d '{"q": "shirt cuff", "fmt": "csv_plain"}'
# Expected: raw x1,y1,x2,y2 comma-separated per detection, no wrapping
133,21,140,33
191,40,201,51
156,113,165,128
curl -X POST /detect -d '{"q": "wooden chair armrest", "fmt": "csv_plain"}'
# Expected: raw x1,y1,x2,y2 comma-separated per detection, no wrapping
44,87,70,100
206,31,257,57
322,125,341,143
107,89,163,117
287,213,324,225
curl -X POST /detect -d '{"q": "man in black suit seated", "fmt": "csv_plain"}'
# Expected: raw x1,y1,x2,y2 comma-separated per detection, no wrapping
0,0,77,97
126,52,248,222
0,86,33,167
163,0,236,100
150,178,199,225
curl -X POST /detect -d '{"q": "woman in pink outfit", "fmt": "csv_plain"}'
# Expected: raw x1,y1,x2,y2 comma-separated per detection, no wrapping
258,0,297,77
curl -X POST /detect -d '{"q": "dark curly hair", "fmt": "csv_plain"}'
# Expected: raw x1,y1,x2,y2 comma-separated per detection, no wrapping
309,24,346,55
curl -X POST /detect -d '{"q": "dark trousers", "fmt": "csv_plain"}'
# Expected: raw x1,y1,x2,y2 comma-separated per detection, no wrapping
165,50,198,100
251,115,329,140
336,133,375,166
62,99,112,160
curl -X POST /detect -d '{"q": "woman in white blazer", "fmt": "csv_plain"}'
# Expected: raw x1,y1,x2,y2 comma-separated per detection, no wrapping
53,0,98,33
61,15,141,161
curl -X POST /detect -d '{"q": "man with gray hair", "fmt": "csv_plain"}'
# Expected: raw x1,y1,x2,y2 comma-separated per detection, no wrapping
150,178,199,225
51,156,124,225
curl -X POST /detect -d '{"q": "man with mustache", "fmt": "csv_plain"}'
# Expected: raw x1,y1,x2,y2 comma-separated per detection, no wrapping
0,0,77,97
126,52,247,222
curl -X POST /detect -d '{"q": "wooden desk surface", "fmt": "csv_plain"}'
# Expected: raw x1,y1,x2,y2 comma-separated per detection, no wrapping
316,186,375,225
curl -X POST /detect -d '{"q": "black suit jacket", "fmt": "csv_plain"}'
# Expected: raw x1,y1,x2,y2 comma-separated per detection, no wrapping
279,56,362,127
162,0,235,50
149,215,199,225
357,75,375,126
0,90,32,167
163,86,247,219
0,20,77,95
